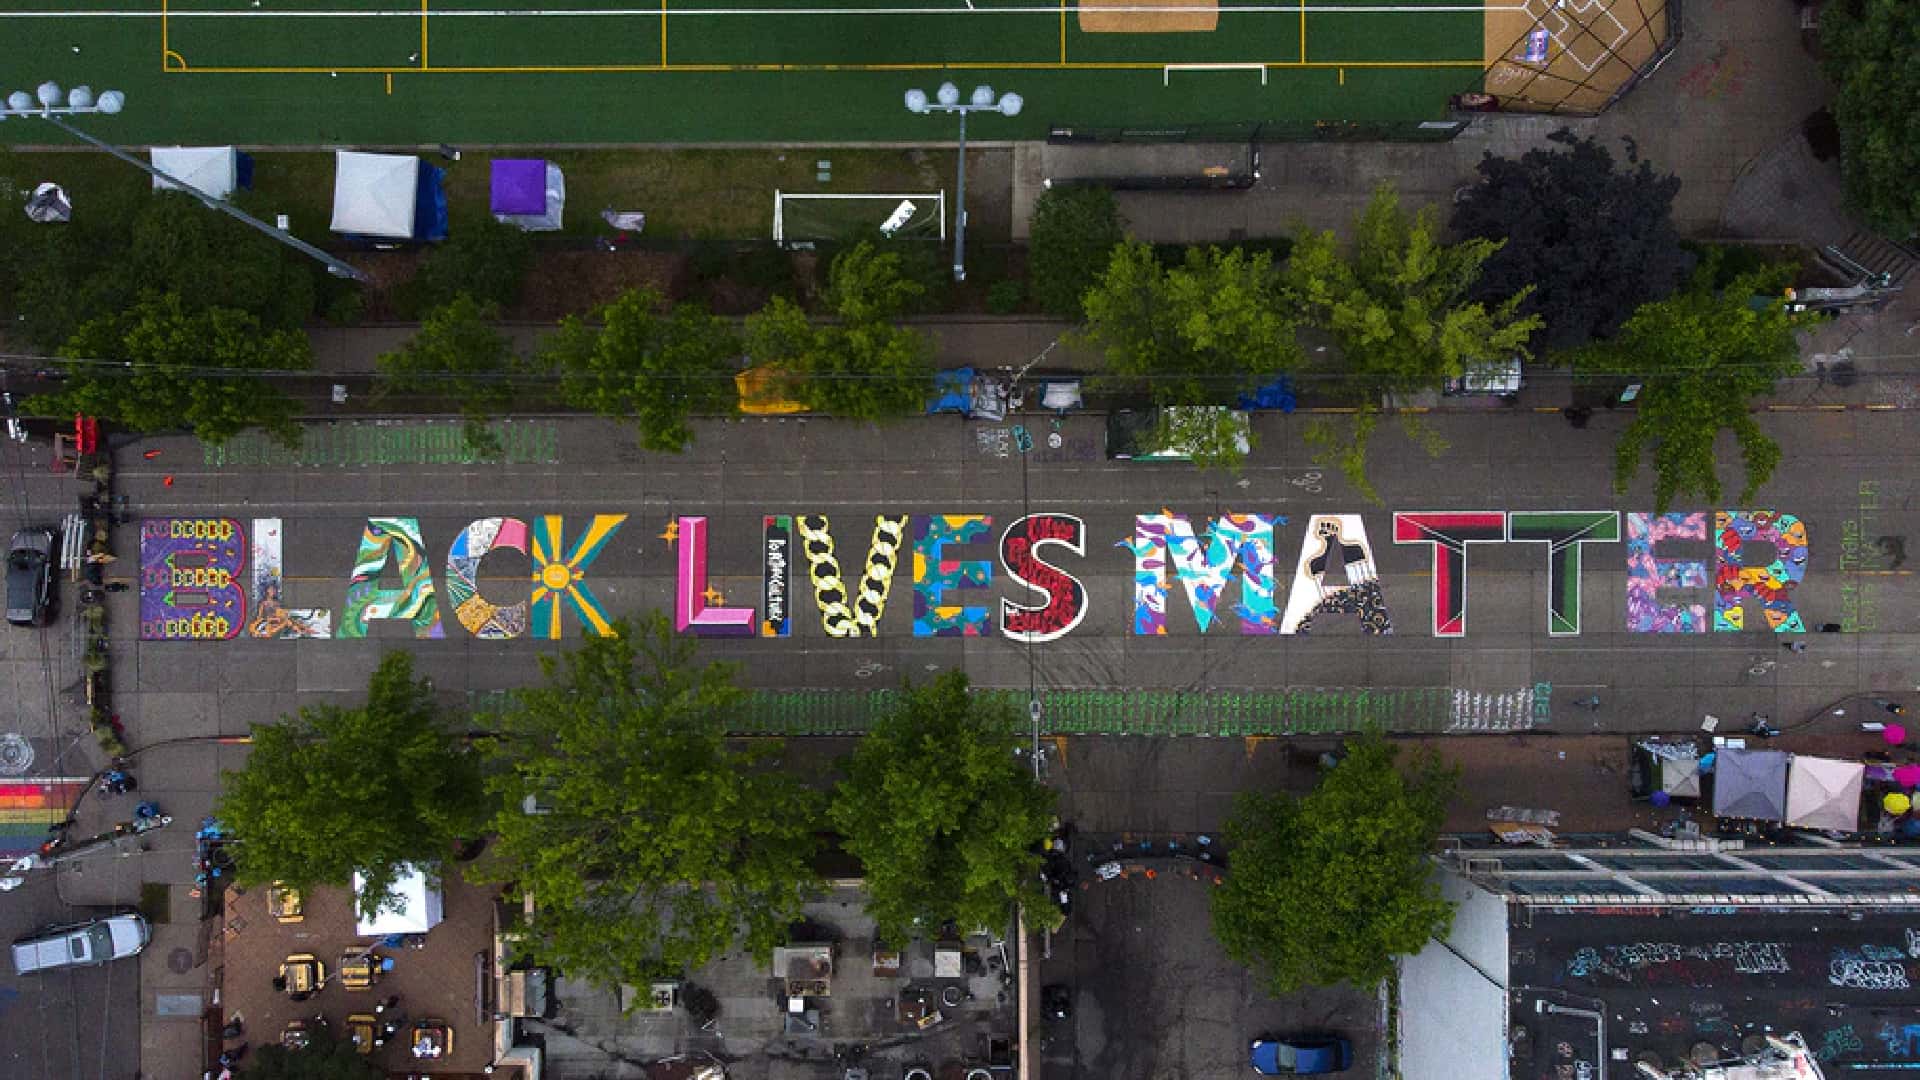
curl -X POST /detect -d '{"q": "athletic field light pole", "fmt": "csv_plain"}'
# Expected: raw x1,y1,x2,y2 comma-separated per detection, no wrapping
905,82,1021,283
0,79,370,282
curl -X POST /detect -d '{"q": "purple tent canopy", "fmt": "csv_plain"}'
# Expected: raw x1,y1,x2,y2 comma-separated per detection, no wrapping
490,159,547,216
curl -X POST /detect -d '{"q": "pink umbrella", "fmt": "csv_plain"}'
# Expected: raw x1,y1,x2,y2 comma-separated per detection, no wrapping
1895,764,1920,790
1885,723,1908,746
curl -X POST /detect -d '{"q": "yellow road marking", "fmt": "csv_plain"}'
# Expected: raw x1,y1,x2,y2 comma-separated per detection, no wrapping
164,59,1485,75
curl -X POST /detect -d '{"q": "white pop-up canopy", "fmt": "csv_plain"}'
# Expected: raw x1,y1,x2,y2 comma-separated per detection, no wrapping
1784,755,1865,832
353,865,445,937
331,151,422,240
150,146,242,200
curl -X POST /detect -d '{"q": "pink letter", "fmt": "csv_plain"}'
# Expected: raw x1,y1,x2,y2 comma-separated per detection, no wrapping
676,516,756,636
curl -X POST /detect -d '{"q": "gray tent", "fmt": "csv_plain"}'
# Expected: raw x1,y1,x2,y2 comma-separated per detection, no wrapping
1712,747,1790,822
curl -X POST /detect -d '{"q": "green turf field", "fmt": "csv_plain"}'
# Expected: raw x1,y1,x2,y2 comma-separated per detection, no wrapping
0,0,1487,143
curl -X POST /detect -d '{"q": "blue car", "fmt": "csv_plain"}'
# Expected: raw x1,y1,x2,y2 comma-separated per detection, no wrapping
1249,1035,1354,1075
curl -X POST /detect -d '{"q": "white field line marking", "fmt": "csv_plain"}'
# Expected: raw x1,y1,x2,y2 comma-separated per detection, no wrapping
3,4,1526,16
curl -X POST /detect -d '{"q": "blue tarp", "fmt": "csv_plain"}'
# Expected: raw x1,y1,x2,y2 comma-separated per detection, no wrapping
1237,375,1296,413
928,367,974,415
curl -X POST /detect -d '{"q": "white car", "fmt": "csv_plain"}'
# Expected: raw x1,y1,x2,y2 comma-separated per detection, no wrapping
11,913,150,974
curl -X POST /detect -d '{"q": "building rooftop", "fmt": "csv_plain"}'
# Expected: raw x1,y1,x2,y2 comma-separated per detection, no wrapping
1510,907,1920,1077
218,868,498,1076
525,885,1018,1079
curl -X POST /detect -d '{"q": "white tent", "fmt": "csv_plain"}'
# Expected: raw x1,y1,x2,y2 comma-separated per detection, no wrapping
1785,755,1865,832
150,146,241,200
331,151,422,240
353,865,446,937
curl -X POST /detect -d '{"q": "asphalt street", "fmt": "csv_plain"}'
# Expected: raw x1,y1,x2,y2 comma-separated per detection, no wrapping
12,409,1916,727
4,406,1920,1078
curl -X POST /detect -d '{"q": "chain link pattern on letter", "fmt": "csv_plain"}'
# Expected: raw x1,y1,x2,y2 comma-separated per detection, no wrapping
796,515,907,637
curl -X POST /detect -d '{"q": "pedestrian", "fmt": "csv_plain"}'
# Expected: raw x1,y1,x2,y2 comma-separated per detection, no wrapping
1783,639,1808,653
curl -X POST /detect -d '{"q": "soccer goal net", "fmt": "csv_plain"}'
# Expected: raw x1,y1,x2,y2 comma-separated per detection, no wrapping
774,191,946,246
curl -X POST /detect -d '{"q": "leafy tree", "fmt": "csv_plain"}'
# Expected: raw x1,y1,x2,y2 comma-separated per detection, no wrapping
240,1036,385,1080
1211,734,1457,995
1820,0,1920,233
400,216,533,315
1285,184,1543,500
31,293,312,446
542,288,741,453
377,294,522,454
218,652,487,921
830,671,1055,941
824,239,928,323
1151,406,1257,473
1081,240,1301,406
743,244,936,422
1,188,318,350
477,614,822,986
1027,187,1125,318
1451,130,1692,352
1571,266,1802,512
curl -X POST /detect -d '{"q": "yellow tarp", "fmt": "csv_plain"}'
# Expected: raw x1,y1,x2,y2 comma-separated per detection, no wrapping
735,366,807,415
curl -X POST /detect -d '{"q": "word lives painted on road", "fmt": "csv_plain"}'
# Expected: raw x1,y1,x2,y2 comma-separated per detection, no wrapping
139,505,1817,642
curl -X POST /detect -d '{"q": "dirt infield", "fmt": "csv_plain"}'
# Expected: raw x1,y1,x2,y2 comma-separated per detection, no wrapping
1483,0,1669,112
1078,0,1220,34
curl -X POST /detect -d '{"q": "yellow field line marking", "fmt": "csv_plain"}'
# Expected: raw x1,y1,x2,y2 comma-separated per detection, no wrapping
168,59,1485,74
1338,66,1344,84
386,72,393,93
164,49,189,71
661,0,668,68
421,0,430,67
161,0,168,61
1298,0,1305,61
1060,0,1066,63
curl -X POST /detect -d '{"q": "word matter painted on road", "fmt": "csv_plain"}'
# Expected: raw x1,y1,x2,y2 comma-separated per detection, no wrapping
138,506,1813,643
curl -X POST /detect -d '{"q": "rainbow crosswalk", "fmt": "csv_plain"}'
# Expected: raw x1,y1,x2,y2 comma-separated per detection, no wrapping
0,780,89,858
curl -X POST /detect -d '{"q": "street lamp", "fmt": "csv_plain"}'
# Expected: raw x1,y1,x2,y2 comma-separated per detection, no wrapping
0,80,369,282
905,81,1022,283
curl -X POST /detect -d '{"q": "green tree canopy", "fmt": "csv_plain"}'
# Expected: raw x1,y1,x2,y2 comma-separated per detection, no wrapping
1081,240,1302,405
1451,130,1692,353
743,243,935,421
240,1036,386,1080
0,188,319,351
377,294,523,453
1571,265,1803,512
1285,184,1543,499
1027,187,1126,318
1820,0,1920,233
399,215,534,316
1211,734,1457,995
476,614,822,986
830,671,1055,941
31,292,312,446
542,288,742,452
217,652,487,921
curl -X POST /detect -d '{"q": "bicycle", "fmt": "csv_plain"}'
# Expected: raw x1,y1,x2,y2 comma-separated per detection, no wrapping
1285,471,1324,494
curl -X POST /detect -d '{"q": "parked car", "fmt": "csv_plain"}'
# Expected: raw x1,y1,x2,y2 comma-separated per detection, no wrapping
11,913,151,975
6,526,56,626
1249,1034,1354,1075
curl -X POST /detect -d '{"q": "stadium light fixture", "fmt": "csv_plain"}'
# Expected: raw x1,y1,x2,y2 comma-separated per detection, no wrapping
904,82,1023,282
0,80,368,282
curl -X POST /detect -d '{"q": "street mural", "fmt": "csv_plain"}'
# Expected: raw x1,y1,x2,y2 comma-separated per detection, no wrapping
136,508,1820,642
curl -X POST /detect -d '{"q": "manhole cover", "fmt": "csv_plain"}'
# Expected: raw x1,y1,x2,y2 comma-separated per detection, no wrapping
0,734,33,776
167,947,195,974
